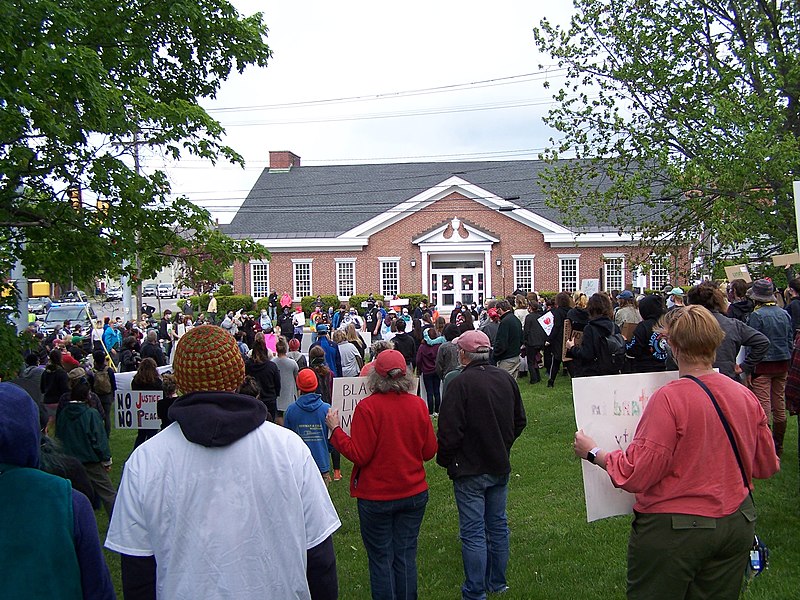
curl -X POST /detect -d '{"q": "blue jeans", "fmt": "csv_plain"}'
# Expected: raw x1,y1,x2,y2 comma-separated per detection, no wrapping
453,474,510,600
357,490,428,600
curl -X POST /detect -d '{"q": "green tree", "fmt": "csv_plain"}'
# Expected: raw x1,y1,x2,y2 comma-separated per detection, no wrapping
533,0,800,265
0,0,272,291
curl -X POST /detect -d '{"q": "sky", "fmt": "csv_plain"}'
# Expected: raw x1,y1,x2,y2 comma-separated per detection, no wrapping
144,1,574,224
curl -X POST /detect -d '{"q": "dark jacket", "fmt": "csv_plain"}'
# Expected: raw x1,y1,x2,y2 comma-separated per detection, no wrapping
786,297,800,331
55,402,111,464
727,299,754,323
523,311,548,349
140,340,166,367
392,332,417,367
566,307,589,332
627,318,668,373
245,359,281,420
437,361,526,479
711,311,769,378
416,341,439,375
546,306,570,356
40,366,69,405
493,311,523,362
565,316,619,377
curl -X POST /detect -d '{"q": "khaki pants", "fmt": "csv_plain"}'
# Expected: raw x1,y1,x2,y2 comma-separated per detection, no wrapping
496,356,520,379
627,496,755,600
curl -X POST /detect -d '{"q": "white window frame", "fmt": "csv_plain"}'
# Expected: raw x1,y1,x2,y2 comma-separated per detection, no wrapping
335,258,356,301
250,261,270,300
602,254,625,292
292,259,313,301
512,255,535,293
558,254,580,293
379,257,400,297
649,255,671,292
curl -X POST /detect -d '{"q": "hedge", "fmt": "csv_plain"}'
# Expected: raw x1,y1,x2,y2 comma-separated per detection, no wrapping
182,294,255,315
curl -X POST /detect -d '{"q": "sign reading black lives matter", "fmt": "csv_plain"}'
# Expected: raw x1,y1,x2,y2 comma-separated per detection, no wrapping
331,377,370,435
115,390,163,430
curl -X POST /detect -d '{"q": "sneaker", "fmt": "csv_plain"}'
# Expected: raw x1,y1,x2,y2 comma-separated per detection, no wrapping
490,585,510,595
433,412,439,418
333,469,342,481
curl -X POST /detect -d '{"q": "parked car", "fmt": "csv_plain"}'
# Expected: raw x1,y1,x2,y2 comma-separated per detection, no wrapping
41,302,97,338
179,287,195,299
106,287,123,302
157,283,177,298
143,283,158,297
59,289,88,303
28,296,52,315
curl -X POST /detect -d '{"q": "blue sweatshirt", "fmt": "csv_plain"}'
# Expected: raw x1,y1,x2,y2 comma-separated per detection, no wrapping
284,393,332,474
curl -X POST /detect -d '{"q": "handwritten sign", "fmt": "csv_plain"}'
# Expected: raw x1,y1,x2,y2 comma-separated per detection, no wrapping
573,371,680,521
562,319,583,362
331,377,371,435
581,279,600,296
723,264,752,282
538,311,555,337
115,389,163,430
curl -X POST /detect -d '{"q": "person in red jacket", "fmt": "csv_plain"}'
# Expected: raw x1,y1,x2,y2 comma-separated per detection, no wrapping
326,350,437,600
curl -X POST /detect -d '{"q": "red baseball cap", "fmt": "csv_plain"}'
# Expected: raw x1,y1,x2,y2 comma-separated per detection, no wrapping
373,349,407,378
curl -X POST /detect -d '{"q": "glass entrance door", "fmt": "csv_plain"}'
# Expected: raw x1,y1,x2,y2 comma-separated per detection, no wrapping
430,269,484,313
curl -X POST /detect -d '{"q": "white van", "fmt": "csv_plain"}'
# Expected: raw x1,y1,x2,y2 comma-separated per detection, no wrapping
157,283,177,298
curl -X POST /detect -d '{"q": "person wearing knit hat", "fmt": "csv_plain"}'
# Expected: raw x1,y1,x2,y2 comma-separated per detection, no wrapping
287,336,308,369
284,369,335,483
106,325,341,599
325,349,437,599
0,383,115,599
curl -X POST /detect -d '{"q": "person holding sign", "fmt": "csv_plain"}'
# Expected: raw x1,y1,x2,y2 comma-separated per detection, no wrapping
574,306,780,600
326,350,437,600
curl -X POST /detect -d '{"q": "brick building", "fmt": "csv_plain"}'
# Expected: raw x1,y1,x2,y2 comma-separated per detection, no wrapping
226,151,684,311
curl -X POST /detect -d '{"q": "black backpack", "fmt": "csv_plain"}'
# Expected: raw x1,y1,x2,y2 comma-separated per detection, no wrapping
596,331,627,375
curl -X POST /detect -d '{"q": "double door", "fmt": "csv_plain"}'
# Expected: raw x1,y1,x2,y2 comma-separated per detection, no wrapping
430,269,484,313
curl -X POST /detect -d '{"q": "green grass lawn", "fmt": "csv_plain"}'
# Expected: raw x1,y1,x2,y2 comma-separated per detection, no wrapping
98,375,799,598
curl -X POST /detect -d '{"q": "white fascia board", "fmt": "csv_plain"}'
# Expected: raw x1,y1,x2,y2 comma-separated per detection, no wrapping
255,237,369,252
418,241,494,253
543,232,641,247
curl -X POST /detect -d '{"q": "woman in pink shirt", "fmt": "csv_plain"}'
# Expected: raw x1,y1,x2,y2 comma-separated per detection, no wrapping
574,305,779,600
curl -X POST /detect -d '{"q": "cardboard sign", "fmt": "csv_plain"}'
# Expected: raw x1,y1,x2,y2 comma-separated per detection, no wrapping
115,389,163,430
581,279,600,296
573,370,680,522
331,377,371,435
538,311,555,337
620,322,638,342
562,319,583,362
771,252,800,267
723,264,752,282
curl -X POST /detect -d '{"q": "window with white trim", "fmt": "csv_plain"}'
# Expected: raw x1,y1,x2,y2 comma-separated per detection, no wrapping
603,257,624,292
559,256,579,292
649,257,671,292
250,262,270,300
380,259,399,297
336,260,355,299
292,260,312,300
513,257,534,293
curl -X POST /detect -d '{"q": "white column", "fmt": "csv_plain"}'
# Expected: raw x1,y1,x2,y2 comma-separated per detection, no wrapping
421,250,429,296
484,249,492,301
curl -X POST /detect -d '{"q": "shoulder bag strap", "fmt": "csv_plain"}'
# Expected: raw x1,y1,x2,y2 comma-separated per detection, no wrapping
682,375,749,491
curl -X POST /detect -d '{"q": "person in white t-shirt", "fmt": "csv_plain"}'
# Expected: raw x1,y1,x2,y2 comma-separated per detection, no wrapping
105,325,341,600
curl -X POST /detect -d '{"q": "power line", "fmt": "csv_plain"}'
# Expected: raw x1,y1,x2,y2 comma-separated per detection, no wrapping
207,70,568,113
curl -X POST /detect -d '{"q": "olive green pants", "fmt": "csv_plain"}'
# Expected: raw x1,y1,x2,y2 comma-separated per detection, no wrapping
627,495,755,600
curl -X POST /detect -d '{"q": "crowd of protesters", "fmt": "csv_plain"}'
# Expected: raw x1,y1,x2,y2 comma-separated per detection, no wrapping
2,276,795,599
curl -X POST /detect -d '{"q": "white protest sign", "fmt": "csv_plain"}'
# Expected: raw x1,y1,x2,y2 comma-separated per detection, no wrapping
581,279,600,296
115,389,163,430
331,377,370,435
538,311,555,336
572,370,680,522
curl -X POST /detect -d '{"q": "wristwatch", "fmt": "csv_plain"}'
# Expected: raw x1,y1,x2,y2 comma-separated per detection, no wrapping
587,447,601,464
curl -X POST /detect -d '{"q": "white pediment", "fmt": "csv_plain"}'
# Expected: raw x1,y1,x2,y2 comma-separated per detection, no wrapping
413,218,500,245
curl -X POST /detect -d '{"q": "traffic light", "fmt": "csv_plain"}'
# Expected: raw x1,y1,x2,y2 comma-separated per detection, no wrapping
68,186,81,210
96,198,110,215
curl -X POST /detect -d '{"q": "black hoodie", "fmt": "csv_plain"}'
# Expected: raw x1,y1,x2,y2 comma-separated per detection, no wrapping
565,316,619,377
168,391,267,447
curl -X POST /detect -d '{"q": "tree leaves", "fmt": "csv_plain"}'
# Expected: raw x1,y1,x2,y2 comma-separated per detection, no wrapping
533,0,800,266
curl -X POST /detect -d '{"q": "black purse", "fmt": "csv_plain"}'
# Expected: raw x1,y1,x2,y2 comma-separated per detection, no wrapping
683,375,769,580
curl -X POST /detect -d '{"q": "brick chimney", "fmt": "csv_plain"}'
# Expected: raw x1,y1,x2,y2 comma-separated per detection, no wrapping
268,151,301,171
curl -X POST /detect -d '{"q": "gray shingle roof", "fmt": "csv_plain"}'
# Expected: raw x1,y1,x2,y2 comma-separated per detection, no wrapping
222,158,655,238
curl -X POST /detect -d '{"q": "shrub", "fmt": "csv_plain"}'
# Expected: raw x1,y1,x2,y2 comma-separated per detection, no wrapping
217,283,233,296
216,294,255,315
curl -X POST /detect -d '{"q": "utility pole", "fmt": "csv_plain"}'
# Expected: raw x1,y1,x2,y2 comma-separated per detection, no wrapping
122,130,144,322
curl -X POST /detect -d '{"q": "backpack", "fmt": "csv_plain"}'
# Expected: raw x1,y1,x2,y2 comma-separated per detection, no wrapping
93,368,113,395
596,332,627,375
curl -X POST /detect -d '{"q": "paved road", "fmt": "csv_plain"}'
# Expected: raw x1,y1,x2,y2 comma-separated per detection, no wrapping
91,297,181,321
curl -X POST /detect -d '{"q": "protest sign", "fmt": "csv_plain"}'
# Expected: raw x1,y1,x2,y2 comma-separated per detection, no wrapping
332,377,370,435
771,252,800,267
573,370,680,522
538,311,555,337
580,279,600,296
562,319,582,362
723,264,751,282
115,389,163,430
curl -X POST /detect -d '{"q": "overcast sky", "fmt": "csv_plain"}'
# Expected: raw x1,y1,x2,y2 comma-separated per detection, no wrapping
146,1,574,224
